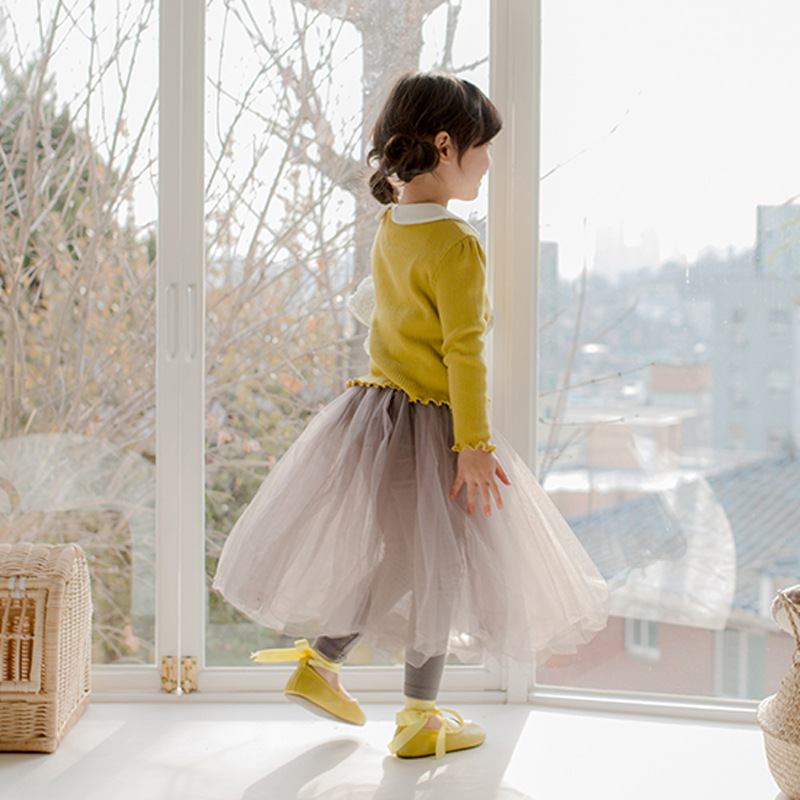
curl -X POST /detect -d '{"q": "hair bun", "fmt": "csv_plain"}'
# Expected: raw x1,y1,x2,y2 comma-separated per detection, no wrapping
380,133,439,183
369,171,397,205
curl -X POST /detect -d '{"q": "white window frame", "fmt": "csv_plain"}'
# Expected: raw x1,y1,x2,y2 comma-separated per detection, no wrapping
93,0,206,698
523,2,757,724
94,0,539,703
93,0,764,725
488,0,541,704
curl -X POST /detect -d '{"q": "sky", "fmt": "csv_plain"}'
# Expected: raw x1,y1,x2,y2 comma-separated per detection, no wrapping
4,0,799,282
540,0,800,278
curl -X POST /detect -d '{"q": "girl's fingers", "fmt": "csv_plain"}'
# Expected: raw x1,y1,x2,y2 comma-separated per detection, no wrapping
496,462,512,486
490,478,503,511
450,457,509,516
480,483,492,517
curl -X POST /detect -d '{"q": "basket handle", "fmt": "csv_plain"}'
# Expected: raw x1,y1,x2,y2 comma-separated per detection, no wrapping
0,476,20,513
777,589,800,650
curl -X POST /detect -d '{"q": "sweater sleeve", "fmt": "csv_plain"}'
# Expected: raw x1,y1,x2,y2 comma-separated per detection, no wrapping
433,234,494,452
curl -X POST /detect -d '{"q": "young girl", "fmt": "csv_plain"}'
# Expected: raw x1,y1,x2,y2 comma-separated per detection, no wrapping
213,72,609,759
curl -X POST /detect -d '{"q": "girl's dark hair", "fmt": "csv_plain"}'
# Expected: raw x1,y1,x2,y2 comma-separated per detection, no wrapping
368,72,502,204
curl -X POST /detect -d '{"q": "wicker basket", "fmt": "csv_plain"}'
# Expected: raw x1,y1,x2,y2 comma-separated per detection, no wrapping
0,542,92,753
758,590,800,800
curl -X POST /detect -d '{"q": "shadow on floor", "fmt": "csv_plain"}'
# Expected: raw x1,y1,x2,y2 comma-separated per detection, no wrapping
241,707,535,800
241,738,361,800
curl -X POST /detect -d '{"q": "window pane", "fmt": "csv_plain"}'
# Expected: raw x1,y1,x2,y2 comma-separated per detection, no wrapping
0,2,157,664
538,0,799,700
204,0,490,667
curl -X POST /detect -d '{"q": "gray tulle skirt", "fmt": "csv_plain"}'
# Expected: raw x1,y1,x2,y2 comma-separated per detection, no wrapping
212,385,609,668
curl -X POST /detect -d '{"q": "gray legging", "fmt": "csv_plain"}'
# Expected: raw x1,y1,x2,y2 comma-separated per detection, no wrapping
313,633,446,701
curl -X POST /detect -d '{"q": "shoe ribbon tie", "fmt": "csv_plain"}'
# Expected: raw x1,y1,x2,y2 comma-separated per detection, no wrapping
389,707,464,759
250,638,342,673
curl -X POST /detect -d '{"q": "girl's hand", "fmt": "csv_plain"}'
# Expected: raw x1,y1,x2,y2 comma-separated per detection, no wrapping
449,448,512,516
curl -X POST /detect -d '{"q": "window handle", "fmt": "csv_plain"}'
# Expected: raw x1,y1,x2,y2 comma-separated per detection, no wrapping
185,283,197,362
166,283,179,360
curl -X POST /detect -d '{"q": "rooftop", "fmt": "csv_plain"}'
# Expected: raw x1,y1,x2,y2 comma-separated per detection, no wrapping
568,450,800,620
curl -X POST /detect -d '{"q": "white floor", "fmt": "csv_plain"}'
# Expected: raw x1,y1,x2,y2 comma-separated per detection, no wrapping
0,702,789,800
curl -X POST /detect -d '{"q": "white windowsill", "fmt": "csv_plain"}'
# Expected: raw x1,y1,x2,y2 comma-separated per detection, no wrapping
0,702,782,800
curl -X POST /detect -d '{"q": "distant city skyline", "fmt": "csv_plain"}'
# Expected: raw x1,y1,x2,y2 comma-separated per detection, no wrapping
540,0,800,279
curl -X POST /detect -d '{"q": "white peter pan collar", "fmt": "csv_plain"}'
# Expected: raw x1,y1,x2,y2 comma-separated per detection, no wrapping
388,203,465,225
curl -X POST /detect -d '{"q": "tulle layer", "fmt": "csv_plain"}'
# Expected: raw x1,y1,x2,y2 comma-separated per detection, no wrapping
213,385,609,667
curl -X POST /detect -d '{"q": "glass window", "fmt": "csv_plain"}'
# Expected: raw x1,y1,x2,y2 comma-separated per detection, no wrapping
767,368,791,397
538,0,800,701
625,618,660,662
204,0,491,668
729,370,747,407
715,628,766,700
769,307,791,336
0,2,157,665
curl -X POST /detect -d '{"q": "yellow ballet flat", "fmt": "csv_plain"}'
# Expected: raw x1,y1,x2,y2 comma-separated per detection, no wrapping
251,639,366,726
388,702,486,759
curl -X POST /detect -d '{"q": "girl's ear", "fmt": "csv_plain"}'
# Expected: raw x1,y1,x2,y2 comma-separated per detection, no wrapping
434,131,454,163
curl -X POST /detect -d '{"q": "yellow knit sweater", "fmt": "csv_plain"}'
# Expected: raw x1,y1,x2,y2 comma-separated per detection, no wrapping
350,204,493,452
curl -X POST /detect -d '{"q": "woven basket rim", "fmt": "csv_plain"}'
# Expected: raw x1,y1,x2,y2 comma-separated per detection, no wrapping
758,693,800,745
0,542,82,581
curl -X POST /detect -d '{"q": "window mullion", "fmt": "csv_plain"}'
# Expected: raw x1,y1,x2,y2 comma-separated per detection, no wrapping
489,0,541,701
176,0,208,687
155,0,186,688
155,0,206,691
489,0,541,468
